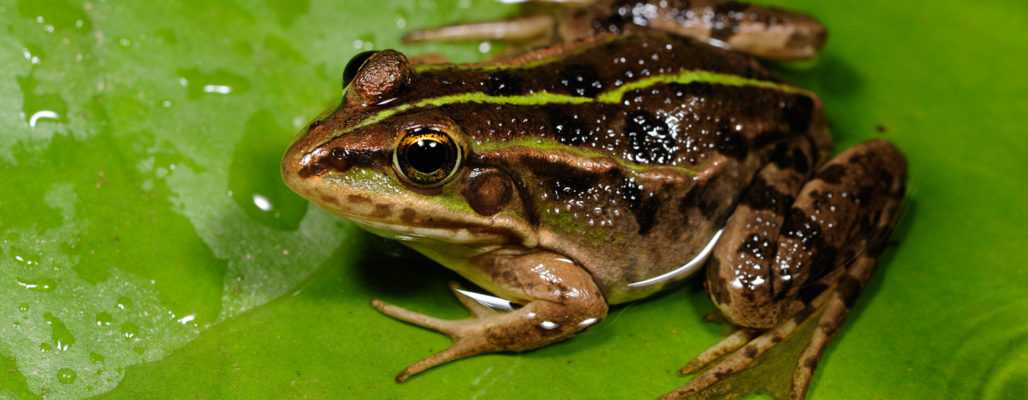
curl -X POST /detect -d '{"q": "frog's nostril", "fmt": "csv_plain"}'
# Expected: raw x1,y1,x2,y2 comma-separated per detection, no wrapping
297,147,351,178
328,148,353,173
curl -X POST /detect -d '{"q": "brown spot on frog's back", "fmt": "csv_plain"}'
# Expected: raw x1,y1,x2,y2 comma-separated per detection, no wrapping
715,128,749,160
620,177,660,235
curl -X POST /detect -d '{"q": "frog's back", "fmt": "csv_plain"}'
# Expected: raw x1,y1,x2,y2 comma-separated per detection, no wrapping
387,34,820,302
317,33,825,303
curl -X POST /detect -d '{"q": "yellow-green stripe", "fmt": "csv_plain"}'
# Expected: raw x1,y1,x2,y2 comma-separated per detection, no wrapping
327,69,808,142
476,138,701,176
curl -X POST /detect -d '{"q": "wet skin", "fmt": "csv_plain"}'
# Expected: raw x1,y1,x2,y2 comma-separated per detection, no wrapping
281,1,907,399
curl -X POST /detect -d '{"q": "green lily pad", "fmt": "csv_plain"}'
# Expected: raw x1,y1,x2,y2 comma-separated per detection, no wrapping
1,0,1025,399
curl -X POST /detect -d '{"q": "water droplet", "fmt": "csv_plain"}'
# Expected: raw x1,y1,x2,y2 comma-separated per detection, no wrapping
95,312,113,327
17,74,67,128
176,314,196,325
57,368,77,384
18,303,30,312
44,313,76,352
229,110,308,230
116,296,133,310
252,194,273,212
16,277,56,292
28,110,60,127
175,68,250,99
119,322,139,339
17,0,93,31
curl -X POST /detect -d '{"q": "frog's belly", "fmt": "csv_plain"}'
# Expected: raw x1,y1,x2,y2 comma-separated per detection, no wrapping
593,229,724,304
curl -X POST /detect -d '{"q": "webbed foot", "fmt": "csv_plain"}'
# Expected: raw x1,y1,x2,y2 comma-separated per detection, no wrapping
373,251,607,382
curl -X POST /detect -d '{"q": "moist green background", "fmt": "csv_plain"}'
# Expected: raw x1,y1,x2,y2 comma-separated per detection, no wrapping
1,0,1025,399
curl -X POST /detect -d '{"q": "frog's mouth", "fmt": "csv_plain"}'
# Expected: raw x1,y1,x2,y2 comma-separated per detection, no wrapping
346,215,517,246
286,171,538,248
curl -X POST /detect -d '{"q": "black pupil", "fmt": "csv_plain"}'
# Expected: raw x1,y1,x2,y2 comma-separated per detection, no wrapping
406,139,449,174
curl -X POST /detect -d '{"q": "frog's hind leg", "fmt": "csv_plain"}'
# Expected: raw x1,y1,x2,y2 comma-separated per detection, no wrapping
613,0,827,61
667,140,907,399
403,15,556,44
371,251,607,382
790,254,882,399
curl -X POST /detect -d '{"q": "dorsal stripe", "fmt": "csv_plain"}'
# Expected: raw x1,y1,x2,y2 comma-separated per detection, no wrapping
322,70,809,147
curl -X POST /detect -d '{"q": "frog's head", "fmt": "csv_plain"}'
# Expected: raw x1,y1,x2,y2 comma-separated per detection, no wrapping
282,50,537,247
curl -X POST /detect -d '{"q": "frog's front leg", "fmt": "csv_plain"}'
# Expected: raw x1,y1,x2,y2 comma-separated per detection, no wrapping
372,250,608,382
667,140,907,400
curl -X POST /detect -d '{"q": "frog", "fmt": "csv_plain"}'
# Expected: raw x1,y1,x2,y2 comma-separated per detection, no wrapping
281,1,908,399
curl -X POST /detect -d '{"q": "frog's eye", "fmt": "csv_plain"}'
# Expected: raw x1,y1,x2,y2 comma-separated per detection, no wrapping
343,50,378,89
393,127,463,188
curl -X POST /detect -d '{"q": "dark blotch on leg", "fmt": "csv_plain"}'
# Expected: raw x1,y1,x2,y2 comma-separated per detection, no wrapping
816,164,847,184
741,176,794,214
781,208,822,249
769,143,811,174
810,246,838,281
837,276,864,308
739,233,775,261
797,282,828,303
743,345,758,358
710,1,750,40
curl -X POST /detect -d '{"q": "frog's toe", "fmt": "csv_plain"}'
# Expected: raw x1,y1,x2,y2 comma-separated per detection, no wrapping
663,302,815,400
679,328,757,375
666,254,886,400
395,334,492,383
371,299,460,334
371,298,496,382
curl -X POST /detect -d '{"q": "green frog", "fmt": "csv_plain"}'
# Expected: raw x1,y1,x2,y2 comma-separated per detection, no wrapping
281,1,907,398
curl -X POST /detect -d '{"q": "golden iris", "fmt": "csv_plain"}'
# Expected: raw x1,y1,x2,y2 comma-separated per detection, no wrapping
393,127,462,187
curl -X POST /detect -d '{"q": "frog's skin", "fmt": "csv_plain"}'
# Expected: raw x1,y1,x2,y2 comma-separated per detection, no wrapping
281,1,907,399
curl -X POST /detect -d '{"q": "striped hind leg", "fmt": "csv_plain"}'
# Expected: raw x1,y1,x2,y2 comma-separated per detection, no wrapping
667,140,907,399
